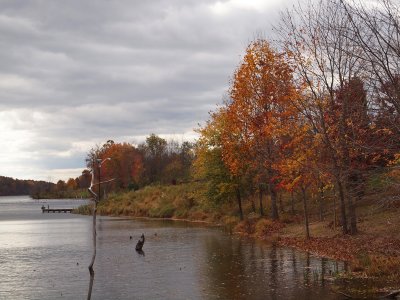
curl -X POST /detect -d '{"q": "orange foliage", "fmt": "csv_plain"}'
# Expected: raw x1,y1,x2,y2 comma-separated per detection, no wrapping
223,39,300,177
100,142,143,189
219,39,308,218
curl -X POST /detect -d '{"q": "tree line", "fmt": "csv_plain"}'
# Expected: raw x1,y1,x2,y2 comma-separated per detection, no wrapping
18,0,399,240
82,0,400,238
84,135,195,196
0,176,55,197
194,0,400,237
0,134,195,198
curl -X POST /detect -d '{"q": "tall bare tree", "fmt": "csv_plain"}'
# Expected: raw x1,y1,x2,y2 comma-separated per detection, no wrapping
340,0,400,115
276,0,366,234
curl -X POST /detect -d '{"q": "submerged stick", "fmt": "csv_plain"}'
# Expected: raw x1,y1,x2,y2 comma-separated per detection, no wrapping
87,200,97,300
87,167,98,300
86,159,114,300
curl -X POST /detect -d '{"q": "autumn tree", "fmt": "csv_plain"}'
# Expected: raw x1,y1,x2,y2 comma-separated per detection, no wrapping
276,0,400,234
79,170,92,189
67,178,78,190
56,180,67,192
194,108,246,220
101,142,143,190
162,140,194,184
339,0,400,116
85,141,143,194
276,0,367,234
223,39,302,220
138,134,168,184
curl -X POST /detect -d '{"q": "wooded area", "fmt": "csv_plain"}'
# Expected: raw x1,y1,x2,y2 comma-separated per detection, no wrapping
0,176,54,196
4,1,399,243
195,0,400,237
78,0,400,242
84,135,194,192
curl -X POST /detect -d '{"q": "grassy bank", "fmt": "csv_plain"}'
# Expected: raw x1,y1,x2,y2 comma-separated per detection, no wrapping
76,182,242,225
76,181,400,297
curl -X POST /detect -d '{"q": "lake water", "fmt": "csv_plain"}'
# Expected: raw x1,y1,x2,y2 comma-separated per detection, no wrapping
0,196,345,299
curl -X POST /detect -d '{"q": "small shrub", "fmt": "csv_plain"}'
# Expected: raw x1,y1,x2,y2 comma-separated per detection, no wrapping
188,209,208,221
234,219,255,234
73,204,92,215
221,216,239,233
149,204,175,218
365,255,400,278
254,218,285,237
255,219,273,236
159,204,175,218
174,208,188,219
173,194,196,210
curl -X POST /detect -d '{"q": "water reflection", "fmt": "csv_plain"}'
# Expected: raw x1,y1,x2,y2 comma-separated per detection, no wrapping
201,237,344,299
0,196,346,299
136,249,145,256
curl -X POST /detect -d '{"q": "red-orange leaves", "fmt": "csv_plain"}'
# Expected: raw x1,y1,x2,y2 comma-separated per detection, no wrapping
100,142,143,189
218,39,306,219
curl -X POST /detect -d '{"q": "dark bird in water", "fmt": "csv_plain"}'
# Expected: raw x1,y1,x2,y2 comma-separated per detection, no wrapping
135,234,145,251
129,236,132,240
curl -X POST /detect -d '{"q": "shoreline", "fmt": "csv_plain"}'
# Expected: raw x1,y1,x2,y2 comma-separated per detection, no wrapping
72,178,400,299
78,208,400,298
81,209,399,267
108,214,219,225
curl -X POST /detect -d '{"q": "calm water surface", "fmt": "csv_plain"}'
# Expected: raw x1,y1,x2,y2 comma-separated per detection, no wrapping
0,196,345,299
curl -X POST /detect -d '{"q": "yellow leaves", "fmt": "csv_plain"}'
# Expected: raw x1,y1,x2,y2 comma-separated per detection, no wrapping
198,37,327,194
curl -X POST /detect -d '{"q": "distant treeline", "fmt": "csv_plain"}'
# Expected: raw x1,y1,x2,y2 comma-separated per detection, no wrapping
0,175,91,199
0,176,55,196
84,135,194,195
0,134,194,199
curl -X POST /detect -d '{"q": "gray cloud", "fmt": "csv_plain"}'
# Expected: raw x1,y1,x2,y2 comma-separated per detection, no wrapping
0,0,294,181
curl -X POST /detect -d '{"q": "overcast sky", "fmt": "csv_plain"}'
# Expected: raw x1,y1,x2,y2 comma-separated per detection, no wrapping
0,0,294,182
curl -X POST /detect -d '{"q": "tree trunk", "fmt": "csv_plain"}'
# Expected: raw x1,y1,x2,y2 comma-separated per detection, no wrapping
270,182,279,220
319,185,324,221
333,189,337,231
347,194,357,234
251,196,256,213
301,187,310,239
319,112,348,234
346,175,359,235
259,185,264,216
87,201,97,300
279,193,284,213
290,191,295,215
236,188,243,221
335,174,348,235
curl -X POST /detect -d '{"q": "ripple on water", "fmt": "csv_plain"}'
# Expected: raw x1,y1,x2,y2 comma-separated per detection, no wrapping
0,196,344,299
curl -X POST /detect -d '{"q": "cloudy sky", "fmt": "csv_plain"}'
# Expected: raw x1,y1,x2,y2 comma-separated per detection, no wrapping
0,0,294,182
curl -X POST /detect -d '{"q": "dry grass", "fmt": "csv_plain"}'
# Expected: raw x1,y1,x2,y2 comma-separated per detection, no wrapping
91,182,226,222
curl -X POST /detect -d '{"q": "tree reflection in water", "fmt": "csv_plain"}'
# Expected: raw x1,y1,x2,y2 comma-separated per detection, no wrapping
201,235,345,300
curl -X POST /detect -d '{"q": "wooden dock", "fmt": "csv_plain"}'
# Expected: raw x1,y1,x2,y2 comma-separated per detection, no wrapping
41,207,73,213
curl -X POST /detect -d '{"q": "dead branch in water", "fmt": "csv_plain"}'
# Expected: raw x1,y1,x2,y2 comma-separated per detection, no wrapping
87,167,98,300
86,160,114,300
